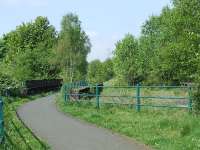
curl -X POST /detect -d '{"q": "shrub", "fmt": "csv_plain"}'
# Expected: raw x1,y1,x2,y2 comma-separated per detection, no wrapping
0,71,19,96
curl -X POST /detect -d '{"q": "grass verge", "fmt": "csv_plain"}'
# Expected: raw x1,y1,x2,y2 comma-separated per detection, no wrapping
56,95,200,150
1,93,51,150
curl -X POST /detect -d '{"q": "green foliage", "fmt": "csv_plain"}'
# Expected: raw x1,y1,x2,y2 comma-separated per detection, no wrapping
54,13,91,82
139,15,163,84
1,0,200,95
112,0,200,85
11,47,59,81
3,16,56,53
0,71,18,94
103,58,114,81
87,60,104,84
113,34,141,84
139,0,200,84
87,59,114,84
0,14,92,93
0,16,58,92
0,39,8,60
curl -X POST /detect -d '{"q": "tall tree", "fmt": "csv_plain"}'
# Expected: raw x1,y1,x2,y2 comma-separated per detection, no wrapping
2,16,58,82
139,14,164,83
113,34,140,84
55,13,91,82
140,0,200,84
166,0,200,82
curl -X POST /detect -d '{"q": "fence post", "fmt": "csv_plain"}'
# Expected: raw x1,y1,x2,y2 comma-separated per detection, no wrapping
64,84,67,103
96,84,100,109
188,86,192,111
136,83,141,112
0,97,4,142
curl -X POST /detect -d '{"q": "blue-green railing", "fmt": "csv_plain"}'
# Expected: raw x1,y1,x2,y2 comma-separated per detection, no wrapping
63,83,192,111
66,81,89,88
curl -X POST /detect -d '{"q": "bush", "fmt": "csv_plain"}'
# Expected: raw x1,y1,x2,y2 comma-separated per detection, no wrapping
86,60,104,84
0,71,19,96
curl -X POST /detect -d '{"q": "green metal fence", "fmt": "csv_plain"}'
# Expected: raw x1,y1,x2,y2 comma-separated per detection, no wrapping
65,81,89,88
0,96,48,149
63,83,192,111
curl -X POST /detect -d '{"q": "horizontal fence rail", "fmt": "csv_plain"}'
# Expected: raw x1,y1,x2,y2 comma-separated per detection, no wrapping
63,82,192,112
0,95,48,149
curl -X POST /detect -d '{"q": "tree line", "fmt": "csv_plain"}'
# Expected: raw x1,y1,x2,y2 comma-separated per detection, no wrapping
90,0,200,85
113,0,200,85
0,13,91,92
0,0,200,93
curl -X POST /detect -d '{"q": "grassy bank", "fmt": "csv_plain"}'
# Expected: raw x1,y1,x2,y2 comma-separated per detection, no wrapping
1,94,51,150
56,95,200,150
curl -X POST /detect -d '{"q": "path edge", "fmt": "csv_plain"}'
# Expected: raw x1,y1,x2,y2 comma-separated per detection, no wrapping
54,96,153,150
16,100,51,149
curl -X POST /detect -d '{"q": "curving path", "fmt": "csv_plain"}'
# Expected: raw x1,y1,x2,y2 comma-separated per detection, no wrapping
17,95,151,150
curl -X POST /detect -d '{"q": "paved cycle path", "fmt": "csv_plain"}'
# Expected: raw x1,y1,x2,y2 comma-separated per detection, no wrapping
17,95,151,150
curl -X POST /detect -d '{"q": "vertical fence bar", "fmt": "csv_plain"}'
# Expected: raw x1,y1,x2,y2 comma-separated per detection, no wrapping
136,84,141,112
64,84,67,103
67,84,71,102
131,85,135,109
0,97,4,142
96,84,100,109
188,86,192,111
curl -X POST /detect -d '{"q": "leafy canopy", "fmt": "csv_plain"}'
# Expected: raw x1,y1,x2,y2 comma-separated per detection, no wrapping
54,13,91,82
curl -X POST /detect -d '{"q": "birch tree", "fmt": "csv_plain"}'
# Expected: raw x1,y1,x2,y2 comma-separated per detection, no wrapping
55,13,91,82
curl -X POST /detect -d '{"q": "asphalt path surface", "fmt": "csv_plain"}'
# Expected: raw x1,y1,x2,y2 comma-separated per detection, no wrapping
17,95,151,150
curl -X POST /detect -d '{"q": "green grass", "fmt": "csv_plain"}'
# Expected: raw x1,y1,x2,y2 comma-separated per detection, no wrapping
56,94,200,150
100,84,189,105
1,93,51,150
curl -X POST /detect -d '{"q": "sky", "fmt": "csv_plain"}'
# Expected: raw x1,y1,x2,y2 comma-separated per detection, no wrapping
0,0,171,62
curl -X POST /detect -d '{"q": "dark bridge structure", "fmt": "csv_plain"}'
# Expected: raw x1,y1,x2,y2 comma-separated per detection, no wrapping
5,79,63,97
22,79,63,95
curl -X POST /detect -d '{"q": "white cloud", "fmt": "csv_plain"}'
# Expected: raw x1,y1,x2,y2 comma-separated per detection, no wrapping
0,0,47,7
